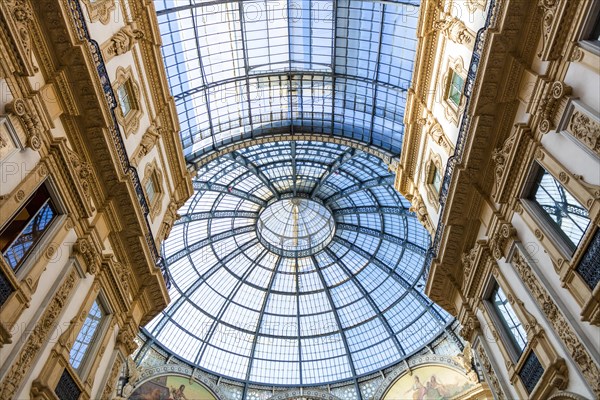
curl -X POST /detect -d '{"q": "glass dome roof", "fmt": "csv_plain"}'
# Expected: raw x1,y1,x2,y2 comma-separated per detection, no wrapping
155,0,420,162
144,141,449,386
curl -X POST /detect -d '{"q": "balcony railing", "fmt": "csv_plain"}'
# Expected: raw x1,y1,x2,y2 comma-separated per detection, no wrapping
66,0,170,287
425,0,500,276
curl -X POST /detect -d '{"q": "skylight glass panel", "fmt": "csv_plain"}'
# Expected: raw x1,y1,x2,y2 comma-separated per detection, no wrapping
157,0,419,158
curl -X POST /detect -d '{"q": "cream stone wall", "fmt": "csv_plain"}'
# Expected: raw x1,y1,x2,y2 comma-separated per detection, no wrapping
405,0,600,398
0,0,192,398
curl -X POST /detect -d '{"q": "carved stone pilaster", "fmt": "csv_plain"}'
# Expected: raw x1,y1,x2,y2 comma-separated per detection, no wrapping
475,340,507,400
512,250,600,395
0,0,38,75
537,0,575,61
0,268,79,400
408,193,433,234
102,24,144,62
159,200,181,242
5,98,42,150
100,356,123,400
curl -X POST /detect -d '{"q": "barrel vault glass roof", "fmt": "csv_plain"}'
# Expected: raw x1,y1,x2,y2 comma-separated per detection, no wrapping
155,0,421,162
144,141,450,386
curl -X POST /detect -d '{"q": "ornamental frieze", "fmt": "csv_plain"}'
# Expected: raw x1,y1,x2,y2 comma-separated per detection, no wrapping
0,0,37,75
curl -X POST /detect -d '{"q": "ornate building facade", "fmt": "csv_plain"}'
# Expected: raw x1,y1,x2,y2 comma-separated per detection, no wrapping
0,0,192,398
0,0,597,400
399,0,600,399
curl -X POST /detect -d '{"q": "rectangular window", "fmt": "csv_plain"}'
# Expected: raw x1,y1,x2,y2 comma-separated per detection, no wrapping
117,83,132,117
69,299,105,372
431,166,442,194
447,70,464,106
0,184,58,271
145,176,157,206
527,166,590,254
490,284,527,356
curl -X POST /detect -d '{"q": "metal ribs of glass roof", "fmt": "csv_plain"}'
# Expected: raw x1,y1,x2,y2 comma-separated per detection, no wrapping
155,0,420,160
145,141,449,387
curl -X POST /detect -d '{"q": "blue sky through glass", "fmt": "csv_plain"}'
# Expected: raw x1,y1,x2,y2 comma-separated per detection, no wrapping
145,141,449,386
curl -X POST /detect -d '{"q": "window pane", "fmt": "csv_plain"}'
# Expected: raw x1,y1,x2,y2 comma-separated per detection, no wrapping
491,285,527,355
0,185,58,271
530,167,590,251
69,300,104,371
448,71,464,106
431,166,441,193
145,177,157,205
117,84,132,116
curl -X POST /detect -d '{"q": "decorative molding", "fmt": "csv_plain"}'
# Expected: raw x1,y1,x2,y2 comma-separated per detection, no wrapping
511,249,600,395
73,237,101,275
0,268,79,400
5,98,43,150
557,99,600,158
81,0,115,25
113,66,143,137
434,15,476,47
0,0,38,75
268,390,343,400
474,339,507,400
102,24,144,62
537,81,572,134
131,123,161,167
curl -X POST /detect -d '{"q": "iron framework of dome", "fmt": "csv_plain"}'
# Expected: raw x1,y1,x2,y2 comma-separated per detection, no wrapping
143,0,454,389
144,141,450,386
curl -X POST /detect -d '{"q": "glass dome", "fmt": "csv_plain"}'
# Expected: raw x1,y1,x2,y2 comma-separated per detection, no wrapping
144,141,449,386
257,197,336,256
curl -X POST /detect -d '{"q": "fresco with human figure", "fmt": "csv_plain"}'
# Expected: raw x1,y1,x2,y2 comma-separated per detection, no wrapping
129,375,216,400
383,365,476,400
